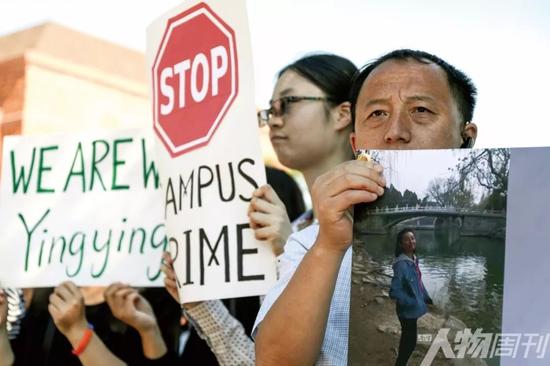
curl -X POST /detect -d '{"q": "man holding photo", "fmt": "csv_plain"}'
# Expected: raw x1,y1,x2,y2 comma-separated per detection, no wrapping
254,49,478,365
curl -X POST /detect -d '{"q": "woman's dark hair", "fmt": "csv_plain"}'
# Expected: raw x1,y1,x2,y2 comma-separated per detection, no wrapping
266,166,305,222
278,53,358,105
394,228,416,257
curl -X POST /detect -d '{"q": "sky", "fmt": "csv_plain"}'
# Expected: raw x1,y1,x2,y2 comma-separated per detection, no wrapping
374,149,481,200
1,0,550,149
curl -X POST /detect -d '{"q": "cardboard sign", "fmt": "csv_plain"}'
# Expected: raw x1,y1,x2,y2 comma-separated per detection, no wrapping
147,0,277,303
0,129,166,287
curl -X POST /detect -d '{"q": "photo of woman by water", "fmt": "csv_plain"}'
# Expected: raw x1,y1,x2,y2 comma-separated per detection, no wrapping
390,228,433,366
349,148,509,366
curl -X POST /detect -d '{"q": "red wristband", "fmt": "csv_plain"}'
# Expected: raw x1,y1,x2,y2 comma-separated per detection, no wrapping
71,323,94,356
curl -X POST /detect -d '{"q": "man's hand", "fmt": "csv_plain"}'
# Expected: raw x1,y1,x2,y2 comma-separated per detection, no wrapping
48,281,88,342
248,184,292,255
312,160,385,252
256,161,385,365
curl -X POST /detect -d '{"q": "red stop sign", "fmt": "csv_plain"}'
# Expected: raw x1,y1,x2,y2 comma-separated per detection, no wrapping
152,3,238,157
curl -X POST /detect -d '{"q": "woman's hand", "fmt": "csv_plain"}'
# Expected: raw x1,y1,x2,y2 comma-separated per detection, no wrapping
48,283,128,366
48,282,89,343
104,283,156,333
104,283,167,360
248,184,292,255
160,252,179,303
160,252,200,310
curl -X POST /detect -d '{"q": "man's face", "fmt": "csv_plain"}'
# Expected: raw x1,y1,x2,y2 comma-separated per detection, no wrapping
351,59,477,150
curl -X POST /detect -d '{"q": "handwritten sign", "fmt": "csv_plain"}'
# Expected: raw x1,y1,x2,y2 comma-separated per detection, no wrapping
147,0,277,302
0,129,166,287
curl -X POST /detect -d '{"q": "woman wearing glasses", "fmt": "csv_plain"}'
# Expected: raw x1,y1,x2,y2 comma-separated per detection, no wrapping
162,54,358,365
251,54,358,249
251,54,359,359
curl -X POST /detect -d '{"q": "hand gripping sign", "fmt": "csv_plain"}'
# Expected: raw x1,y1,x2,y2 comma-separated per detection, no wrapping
152,2,238,157
148,0,276,303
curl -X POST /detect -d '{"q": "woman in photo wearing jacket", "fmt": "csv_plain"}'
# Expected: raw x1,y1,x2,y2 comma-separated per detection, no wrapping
389,228,433,366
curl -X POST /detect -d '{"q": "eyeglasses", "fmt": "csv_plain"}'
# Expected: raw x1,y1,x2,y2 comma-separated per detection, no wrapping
257,96,334,127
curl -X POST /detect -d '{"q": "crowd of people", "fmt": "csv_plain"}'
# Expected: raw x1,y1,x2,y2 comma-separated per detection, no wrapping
0,48,478,365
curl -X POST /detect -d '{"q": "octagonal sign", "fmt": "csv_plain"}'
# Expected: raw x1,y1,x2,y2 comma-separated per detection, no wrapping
152,2,238,157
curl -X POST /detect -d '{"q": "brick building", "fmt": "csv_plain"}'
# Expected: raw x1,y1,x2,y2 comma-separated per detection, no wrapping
0,22,150,165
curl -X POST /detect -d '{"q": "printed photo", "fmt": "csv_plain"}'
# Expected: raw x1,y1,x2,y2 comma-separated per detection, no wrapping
350,148,510,366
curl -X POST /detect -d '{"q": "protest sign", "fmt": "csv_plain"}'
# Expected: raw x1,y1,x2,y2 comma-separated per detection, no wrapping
147,0,277,303
0,129,165,287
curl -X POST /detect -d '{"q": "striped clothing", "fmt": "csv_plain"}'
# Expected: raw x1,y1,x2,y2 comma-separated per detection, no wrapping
6,288,25,340
184,300,255,365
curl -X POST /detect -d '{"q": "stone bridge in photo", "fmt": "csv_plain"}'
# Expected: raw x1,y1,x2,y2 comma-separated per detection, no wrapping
356,206,506,238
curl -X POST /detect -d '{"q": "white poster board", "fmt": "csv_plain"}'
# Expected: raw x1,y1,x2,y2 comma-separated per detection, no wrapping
501,147,550,365
146,0,277,303
0,129,166,287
